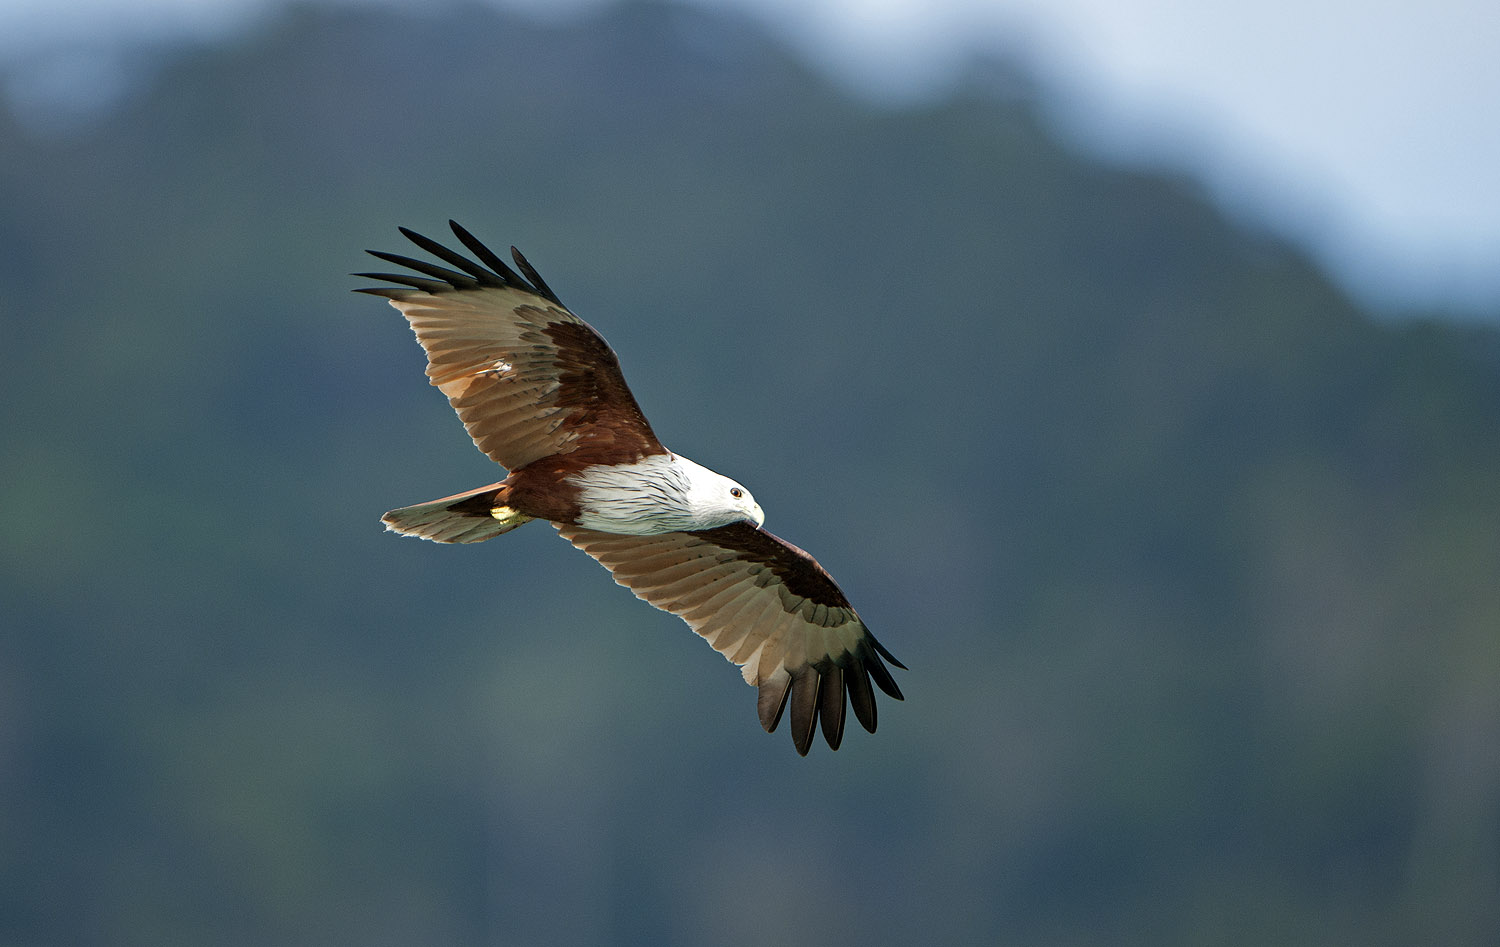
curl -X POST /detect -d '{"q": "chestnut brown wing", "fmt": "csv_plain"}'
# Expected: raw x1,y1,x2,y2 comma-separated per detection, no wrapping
358,221,664,471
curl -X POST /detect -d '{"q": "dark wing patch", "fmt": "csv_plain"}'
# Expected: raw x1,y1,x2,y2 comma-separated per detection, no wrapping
356,221,664,471
556,521,904,755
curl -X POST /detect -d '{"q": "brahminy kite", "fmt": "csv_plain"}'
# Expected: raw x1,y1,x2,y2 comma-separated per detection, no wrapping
357,222,904,754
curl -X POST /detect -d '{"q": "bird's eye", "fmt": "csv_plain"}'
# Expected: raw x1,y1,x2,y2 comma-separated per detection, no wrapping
730,487,743,498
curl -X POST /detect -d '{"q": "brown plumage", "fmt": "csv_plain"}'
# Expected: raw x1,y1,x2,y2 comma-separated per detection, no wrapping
358,221,904,754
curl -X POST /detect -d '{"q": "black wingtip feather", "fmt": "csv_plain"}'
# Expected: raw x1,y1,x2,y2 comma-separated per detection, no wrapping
399,227,507,286
365,250,480,289
867,630,907,670
351,285,412,299
862,643,905,702
353,271,454,294
818,663,847,750
447,219,525,287
788,667,819,756
510,246,563,306
757,675,791,733
846,660,878,734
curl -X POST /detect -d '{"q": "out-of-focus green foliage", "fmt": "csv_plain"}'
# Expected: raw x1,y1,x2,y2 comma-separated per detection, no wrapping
2,3,1497,945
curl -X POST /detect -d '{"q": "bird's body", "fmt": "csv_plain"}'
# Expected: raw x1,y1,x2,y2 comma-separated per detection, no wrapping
382,450,757,542
358,222,903,754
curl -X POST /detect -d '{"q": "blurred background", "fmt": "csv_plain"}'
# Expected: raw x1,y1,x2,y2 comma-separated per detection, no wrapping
2,1,1498,944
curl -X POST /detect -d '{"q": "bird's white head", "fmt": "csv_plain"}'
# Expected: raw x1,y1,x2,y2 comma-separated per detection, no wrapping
675,455,765,530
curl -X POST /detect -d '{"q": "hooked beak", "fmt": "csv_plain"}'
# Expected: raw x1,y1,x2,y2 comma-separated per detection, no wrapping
749,503,766,528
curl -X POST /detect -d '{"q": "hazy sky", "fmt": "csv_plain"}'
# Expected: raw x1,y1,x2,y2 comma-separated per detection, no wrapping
2,0,1497,314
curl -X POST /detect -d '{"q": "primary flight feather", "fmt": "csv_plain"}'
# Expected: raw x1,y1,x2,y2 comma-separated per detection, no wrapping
357,221,904,754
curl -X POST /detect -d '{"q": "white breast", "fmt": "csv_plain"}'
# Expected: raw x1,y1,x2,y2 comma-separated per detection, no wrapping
568,454,700,535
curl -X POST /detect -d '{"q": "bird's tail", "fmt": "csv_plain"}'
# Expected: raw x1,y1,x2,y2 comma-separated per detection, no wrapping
381,481,535,543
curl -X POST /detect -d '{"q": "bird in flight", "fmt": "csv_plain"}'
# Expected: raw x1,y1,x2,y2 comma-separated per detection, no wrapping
357,222,904,754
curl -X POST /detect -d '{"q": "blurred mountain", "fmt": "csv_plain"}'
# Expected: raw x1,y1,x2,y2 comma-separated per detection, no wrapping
2,2,1497,945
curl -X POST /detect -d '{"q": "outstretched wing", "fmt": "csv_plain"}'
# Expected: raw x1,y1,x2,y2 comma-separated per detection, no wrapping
357,221,664,471
557,521,905,755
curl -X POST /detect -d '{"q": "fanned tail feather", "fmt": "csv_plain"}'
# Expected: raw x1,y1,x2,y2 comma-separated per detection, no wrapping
382,482,533,543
